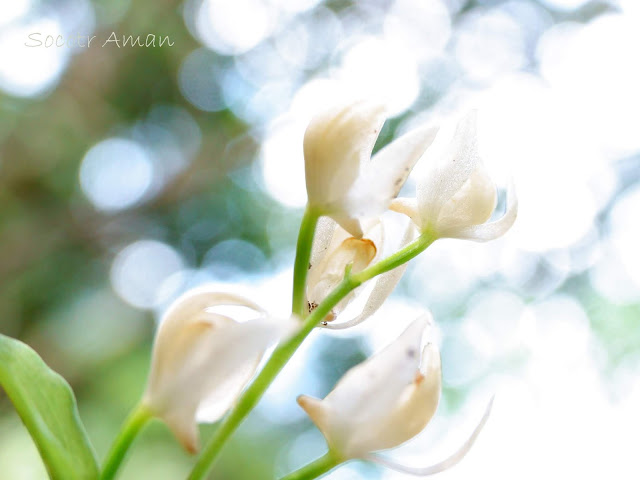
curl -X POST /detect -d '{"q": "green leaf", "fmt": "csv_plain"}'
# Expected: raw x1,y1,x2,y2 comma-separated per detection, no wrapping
0,334,99,480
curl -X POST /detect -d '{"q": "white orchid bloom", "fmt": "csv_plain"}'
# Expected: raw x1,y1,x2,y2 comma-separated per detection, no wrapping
391,111,517,241
304,100,439,238
142,288,294,453
298,317,493,475
307,216,415,329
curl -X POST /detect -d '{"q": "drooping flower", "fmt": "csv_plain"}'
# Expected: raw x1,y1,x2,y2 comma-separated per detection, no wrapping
391,111,517,241
304,100,439,238
297,318,440,458
307,216,415,329
141,288,294,453
297,317,492,474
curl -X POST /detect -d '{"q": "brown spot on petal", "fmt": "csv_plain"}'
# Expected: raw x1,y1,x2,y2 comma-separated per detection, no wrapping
414,372,425,385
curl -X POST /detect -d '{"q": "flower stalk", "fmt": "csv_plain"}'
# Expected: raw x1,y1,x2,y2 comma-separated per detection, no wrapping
279,452,341,480
292,206,320,317
100,404,152,480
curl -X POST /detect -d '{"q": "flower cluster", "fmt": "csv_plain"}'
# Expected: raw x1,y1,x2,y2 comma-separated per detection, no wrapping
127,101,517,480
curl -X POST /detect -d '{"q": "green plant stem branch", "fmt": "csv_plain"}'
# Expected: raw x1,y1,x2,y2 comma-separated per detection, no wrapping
100,404,152,480
279,452,341,480
353,231,435,284
187,231,436,480
292,206,320,317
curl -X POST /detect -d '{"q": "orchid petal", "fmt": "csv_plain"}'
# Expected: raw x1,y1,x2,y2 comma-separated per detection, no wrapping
367,397,494,476
417,111,481,228
349,341,440,454
390,197,421,227
157,290,266,336
195,355,260,424
309,216,338,270
445,180,518,242
330,213,363,239
190,315,288,422
161,406,201,454
436,166,497,232
304,101,386,211
346,125,439,218
325,318,427,408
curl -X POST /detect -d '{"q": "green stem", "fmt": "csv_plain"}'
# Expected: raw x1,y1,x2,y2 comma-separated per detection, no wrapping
100,405,152,480
279,452,341,480
353,231,435,284
187,231,436,480
292,206,320,317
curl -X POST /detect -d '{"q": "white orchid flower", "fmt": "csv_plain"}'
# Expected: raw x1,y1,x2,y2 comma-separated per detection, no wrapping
297,317,493,474
304,100,439,238
391,111,517,241
141,288,294,453
307,216,415,329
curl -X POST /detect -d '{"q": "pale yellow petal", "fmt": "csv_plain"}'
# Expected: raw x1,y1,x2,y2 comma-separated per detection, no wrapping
390,197,421,227
436,166,497,234
446,180,517,241
304,101,386,210
348,343,440,455
309,217,338,270
324,221,414,330
367,397,494,476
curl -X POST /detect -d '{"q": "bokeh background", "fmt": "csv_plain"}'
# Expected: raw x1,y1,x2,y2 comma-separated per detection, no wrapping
1,0,639,478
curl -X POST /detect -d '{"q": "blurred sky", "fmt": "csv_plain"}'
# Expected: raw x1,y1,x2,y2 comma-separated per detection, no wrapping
1,0,639,479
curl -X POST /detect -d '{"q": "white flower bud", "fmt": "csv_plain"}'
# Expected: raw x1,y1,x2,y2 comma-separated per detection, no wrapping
391,111,517,241
304,100,439,237
297,318,441,460
142,288,293,453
